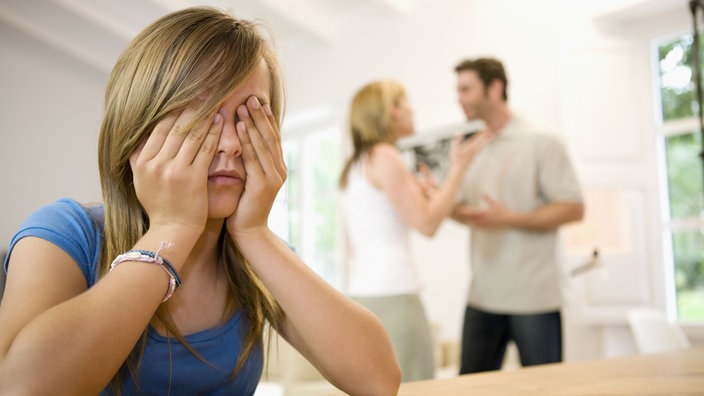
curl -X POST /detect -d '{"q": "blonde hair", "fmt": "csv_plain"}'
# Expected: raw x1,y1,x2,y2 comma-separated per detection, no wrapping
339,80,406,189
96,6,284,390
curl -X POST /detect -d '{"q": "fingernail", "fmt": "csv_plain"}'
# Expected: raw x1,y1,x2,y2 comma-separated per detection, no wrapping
263,103,273,116
237,121,246,134
248,96,260,109
238,105,250,118
213,113,222,124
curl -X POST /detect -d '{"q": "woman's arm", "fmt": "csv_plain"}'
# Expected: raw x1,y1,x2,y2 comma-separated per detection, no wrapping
369,133,491,236
452,195,584,231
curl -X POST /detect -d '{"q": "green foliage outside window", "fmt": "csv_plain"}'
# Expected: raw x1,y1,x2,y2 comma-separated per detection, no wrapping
284,144,302,252
282,130,341,286
659,34,704,321
664,132,704,219
659,35,698,121
310,134,341,282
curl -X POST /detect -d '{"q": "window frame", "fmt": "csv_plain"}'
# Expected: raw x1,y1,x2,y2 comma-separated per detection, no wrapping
653,30,704,323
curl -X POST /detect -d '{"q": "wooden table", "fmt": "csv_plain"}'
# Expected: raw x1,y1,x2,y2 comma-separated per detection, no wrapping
315,347,704,395
393,347,704,395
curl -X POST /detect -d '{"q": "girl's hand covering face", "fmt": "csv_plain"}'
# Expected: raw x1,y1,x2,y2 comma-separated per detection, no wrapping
129,103,223,233
226,95,286,236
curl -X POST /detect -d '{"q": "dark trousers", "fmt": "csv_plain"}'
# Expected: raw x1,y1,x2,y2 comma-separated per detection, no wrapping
459,305,562,374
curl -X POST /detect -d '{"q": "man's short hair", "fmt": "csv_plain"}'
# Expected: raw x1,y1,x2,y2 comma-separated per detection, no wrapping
455,57,508,101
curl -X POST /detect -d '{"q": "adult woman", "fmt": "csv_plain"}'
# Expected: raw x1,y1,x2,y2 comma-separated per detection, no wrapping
0,7,400,395
339,80,490,382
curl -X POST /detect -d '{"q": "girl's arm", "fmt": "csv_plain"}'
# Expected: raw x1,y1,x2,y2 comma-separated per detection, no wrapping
239,230,401,396
0,232,188,395
0,105,222,395
227,96,401,395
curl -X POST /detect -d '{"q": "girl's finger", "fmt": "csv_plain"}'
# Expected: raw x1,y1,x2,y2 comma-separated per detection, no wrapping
244,97,286,177
157,105,201,160
191,113,223,167
261,103,286,176
129,136,148,169
175,110,221,164
262,103,284,158
238,99,276,173
140,104,202,163
136,112,178,162
251,99,281,155
236,119,264,177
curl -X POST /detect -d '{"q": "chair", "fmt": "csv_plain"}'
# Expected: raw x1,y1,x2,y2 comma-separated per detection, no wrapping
627,308,691,354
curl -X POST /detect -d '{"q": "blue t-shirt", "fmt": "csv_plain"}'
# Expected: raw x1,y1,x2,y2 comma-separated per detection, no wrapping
4,198,263,395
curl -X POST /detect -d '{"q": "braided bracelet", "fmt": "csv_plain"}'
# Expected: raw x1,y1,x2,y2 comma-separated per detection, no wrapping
110,244,182,302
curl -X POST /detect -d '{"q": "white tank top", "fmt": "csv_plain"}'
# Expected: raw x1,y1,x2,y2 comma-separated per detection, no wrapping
341,158,420,296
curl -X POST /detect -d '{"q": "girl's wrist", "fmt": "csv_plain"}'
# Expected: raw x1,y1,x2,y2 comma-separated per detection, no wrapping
230,225,272,244
135,226,201,271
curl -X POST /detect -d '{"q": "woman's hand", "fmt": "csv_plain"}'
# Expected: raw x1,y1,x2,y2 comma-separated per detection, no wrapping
130,104,223,234
226,96,287,237
449,130,494,171
416,163,439,199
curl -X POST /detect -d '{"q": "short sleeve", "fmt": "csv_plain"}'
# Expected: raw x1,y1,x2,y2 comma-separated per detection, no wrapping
3,198,103,287
536,135,583,203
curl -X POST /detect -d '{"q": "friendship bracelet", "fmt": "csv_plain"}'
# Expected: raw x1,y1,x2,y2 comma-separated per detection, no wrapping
110,243,181,302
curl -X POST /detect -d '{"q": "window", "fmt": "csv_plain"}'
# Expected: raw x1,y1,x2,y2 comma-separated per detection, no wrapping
655,32,704,321
271,127,343,288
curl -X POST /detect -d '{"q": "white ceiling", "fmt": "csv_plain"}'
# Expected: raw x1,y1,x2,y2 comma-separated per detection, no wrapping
0,0,687,129
0,0,413,73
0,0,686,73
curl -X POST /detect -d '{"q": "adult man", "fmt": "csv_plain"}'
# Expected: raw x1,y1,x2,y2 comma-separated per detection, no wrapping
451,57,584,374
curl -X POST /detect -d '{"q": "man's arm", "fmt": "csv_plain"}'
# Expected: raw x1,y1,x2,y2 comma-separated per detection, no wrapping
452,194,584,231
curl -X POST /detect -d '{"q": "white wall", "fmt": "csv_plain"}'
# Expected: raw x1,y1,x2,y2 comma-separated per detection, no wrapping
0,21,106,250
1,0,698,364
277,0,698,360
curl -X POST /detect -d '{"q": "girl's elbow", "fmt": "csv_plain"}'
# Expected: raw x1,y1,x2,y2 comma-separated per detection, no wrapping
333,360,401,396
367,363,402,396
388,364,403,393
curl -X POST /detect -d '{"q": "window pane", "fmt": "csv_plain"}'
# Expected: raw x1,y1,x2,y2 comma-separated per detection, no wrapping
284,142,302,248
306,131,341,283
663,131,704,218
281,129,341,286
658,33,704,323
658,34,698,121
672,228,704,321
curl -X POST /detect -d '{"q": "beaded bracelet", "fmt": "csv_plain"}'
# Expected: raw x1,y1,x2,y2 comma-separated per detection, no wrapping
110,244,182,302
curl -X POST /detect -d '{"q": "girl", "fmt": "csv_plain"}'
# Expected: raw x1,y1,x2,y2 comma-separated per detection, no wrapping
0,7,400,395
